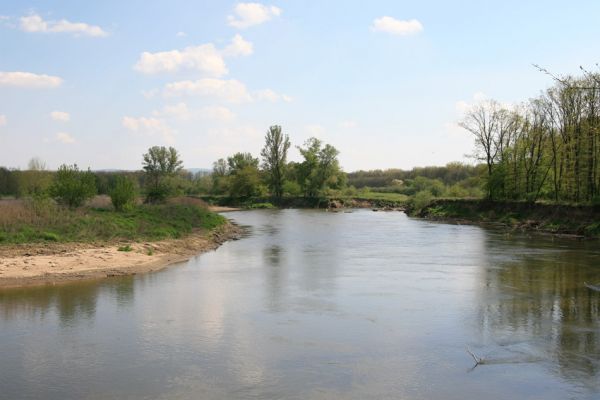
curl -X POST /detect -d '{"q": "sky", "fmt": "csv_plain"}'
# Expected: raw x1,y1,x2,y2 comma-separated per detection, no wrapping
1,1,600,172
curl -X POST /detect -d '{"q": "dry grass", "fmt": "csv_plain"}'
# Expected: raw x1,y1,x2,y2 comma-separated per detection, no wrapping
0,196,225,245
0,198,66,228
167,196,209,208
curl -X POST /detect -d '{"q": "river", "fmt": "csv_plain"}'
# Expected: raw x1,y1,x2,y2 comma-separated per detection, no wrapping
0,209,599,399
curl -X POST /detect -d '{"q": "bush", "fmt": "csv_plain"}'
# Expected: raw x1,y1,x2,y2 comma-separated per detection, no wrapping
50,164,97,208
144,182,172,204
110,176,137,211
411,190,433,212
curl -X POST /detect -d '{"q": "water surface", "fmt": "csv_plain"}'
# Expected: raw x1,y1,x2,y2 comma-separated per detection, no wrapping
1,209,599,399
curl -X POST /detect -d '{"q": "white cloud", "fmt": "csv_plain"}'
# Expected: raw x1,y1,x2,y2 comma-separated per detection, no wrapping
134,43,227,76
0,71,63,88
254,88,292,102
153,102,235,121
0,115,6,126
176,31,187,37
56,132,75,143
122,116,175,143
227,3,281,29
164,78,253,103
20,14,108,37
198,106,236,121
134,35,253,76
50,111,70,122
371,16,423,36
222,34,253,57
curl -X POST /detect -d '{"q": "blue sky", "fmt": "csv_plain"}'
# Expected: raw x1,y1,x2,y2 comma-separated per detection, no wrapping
1,1,599,171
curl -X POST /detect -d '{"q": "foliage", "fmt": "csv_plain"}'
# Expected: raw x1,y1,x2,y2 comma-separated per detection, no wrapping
142,146,183,203
261,125,291,201
410,190,434,212
118,244,132,252
0,199,226,244
460,70,600,203
50,164,97,208
211,158,230,195
109,176,137,212
229,165,264,198
297,137,344,197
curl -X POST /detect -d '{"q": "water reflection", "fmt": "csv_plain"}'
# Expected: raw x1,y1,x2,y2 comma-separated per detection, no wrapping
0,210,599,399
475,237,600,392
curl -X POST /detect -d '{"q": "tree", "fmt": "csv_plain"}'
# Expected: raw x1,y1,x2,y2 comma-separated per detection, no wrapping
260,125,290,201
228,152,259,172
142,146,183,202
50,164,97,208
229,165,263,198
211,158,230,194
297,137,344,197
17,157,52,197
109,176,137,211
226,153,262,198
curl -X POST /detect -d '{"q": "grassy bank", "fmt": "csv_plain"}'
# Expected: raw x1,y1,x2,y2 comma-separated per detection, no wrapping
413,199,600,237
194,193,409,209
0,197,227,245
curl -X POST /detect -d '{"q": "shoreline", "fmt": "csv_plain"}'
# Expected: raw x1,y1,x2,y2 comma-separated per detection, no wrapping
0,222,243,289
413,199,600,239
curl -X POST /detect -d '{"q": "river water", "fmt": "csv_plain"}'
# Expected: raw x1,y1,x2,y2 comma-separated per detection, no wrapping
0,209,599,399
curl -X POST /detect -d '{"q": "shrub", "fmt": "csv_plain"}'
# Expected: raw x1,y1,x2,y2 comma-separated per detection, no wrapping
411,190,433,213
50,164,97,208
110,176,137,212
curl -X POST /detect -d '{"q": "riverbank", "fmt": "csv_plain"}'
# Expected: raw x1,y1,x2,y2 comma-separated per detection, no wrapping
195,194,408,210
0,222,243,288
413,199,600,238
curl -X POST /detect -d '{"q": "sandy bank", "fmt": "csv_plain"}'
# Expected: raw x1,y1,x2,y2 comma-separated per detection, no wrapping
208,205,242,212
0,223,243,288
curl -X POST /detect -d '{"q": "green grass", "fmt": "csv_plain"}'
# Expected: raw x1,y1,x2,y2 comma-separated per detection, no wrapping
117,244,132,252
344,192,409,203
0,203,227,245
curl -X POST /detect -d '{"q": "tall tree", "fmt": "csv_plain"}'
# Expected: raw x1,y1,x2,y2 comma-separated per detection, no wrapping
142,146,183,202
260,125,290,201
297,137,344,197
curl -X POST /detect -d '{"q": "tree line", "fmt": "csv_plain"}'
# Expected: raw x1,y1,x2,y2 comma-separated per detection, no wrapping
209,126,345,200
0,125,346,209
461,69,600,203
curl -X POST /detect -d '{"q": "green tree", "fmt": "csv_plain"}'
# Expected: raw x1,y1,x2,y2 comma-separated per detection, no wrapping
229,165,262,198
50,164,97,208
211,158,230,195
260,125,291,201
225,153,262,198
228,152,259,171
142,146,183,203
297,137,343,197
109,176,137,211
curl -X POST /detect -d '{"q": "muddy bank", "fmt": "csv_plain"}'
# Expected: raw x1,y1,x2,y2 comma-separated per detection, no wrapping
0,222,243,288
413,199,600,238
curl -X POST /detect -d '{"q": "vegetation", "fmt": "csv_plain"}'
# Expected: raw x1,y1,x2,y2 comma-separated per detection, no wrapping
0,148,226,246
461,68,600,203
142,146,184,203
50,164,97,208
109,176,137,212
414,198,600,237
295,137,345,197
261,125,291,201
0,197,225,245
